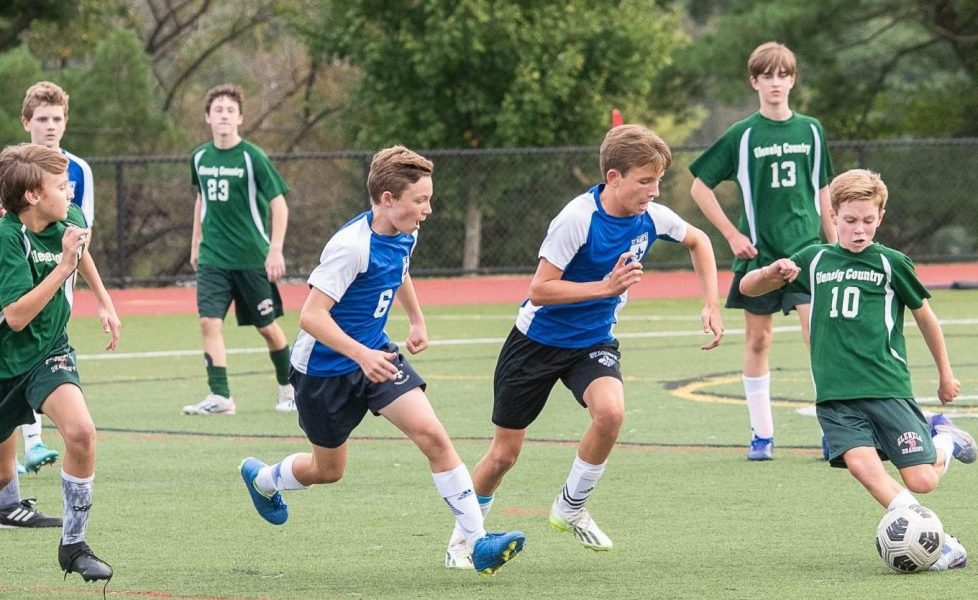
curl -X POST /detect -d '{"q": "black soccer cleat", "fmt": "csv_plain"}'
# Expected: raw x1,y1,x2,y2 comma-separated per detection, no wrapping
0,499,62,528
59,541,113,582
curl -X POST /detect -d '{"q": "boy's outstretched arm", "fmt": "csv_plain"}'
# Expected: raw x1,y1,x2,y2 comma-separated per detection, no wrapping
911,300,960,405
681,225,723,350
739,258,800,298
77,244,121,350
528,254,642,306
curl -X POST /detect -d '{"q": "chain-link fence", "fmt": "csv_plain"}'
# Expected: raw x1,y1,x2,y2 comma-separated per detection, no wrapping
85,139,978,287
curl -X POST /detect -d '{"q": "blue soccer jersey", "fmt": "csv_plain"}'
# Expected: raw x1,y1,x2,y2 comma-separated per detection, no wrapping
516,184,689,348
291,211,417,377
63,149,94,227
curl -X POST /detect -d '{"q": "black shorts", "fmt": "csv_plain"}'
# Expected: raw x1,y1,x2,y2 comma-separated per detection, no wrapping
196,265,284,327
291,344,426,448
726,271,810,316
492,327,622,430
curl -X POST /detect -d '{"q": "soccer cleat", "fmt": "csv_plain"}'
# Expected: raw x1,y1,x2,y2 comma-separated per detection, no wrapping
275,384,297,413
929,534,968,571
747,435,774,461
471,531,525,575
0,499,62,528
16,461,27,474
929,413,976,464
25,442,59,472
444,528,474,570
549,502,613,551
59,541,113,582
182,394,236,415
239,457,288,525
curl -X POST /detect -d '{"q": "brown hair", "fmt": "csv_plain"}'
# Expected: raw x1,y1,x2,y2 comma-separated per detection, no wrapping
366,145,434,204
829,169,888,212
205,83,244,114
748,42,797,78
0,143,68,213
22,81,69,121
599,124,671,181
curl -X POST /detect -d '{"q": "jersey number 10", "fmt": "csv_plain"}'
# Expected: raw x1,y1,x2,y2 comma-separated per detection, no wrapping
828,286,860,319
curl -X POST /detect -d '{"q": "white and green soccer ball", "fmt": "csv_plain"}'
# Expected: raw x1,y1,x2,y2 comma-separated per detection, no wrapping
875,504,944,573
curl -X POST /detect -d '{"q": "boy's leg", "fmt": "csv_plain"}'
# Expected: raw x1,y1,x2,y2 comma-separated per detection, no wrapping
41,384,111,581
256,321,294,412
843,447,913,508
381,389,524,575
182,317,236,415
743,311,774,460
22,414,59,472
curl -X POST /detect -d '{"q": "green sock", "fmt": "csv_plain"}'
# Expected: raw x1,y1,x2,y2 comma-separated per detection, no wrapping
206,365,230,397
270,346,291,385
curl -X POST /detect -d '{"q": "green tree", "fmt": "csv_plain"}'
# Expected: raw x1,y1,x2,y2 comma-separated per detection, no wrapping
659,0,978,139
0,0,77,51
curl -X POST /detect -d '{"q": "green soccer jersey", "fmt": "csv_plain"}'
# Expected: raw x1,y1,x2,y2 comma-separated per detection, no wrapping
0,205,86,379
785,243,930,403
689,111,833,273
191,140,289,269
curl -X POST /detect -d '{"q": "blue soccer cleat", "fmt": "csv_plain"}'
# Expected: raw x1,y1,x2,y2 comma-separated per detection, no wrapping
747,435,773,461
239,457,288,525
16,461,27,475
25,442,59,473
471,531,525,576
929,413,976,464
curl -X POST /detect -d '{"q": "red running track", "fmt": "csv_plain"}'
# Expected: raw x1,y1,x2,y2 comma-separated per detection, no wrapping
71,263,978,318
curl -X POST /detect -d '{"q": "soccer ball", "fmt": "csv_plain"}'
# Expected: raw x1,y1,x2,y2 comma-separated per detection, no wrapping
875,504,945,572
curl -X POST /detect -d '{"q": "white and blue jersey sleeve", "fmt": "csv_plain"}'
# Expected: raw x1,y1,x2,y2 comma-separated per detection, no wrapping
516,184,688,349
63,150,94,227
291,211,417,377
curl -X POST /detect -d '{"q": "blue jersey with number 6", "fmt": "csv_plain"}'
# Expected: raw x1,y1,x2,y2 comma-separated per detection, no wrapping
291,211,416,377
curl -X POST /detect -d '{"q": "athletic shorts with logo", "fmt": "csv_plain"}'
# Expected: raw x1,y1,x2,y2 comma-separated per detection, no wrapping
0,342,81,441
817,397,936,469
492,327,622,430
291,343,426,448
196,265,283,327
726,270,810,315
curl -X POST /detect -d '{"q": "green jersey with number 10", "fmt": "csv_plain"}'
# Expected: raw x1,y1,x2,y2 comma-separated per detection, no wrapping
786,243,930,403
191,139,289,269
689,111,833,273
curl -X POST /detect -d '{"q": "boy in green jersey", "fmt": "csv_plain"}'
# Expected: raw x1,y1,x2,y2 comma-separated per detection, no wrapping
184,84,294,416
690,42,836,460
740,168,973,571
0,143,116,580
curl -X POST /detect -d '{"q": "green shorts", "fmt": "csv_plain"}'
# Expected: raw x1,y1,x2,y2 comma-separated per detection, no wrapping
816,398,935,469
196,265,284,327
0,342,81,442
726,271,810,316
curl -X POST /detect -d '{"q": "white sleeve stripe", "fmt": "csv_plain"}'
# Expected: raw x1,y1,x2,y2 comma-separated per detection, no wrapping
736,128,757,244
243,152,270,244
809,123,822,216
193,149,208,222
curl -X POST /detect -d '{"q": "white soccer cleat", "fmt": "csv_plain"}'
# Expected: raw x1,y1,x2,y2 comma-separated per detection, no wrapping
444,528,474,569
275,384,297,413
182,394,236,415
549,501,613,551
929,534,968,571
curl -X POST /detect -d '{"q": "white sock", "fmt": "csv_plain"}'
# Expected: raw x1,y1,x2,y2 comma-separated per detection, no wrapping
451,494,493,543
933,432,955,475
887,489,919,511
555,455,606,515
22,415,43,451
256,454,308,495
744,373,773,438
432,463,486,548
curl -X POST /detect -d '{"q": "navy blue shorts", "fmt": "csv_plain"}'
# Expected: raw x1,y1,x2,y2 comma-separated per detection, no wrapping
291,344,426,448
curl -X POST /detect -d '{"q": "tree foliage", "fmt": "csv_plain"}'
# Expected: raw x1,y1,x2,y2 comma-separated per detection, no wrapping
298,0,687,149
659,0,978,138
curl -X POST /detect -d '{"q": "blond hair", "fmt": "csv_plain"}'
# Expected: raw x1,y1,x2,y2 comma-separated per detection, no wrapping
205,83,244,114
366,146,433,204
0,143,68,213
22,81,69,121
748,42,797,78
599,124,671,180
829,169,888,212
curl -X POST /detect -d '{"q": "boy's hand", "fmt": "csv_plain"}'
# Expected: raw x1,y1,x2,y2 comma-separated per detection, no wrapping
937,376,960,405
606,252,643,295
767,258,800,282
97,304,121,351
61,226,89,270
726,231,757,260
356,348,399,383
189,245,199,272
265,247,285,282
405,323,428,354
700,306,724,350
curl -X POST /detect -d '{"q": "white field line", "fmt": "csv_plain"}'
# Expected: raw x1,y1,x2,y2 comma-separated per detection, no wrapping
75,318,978,362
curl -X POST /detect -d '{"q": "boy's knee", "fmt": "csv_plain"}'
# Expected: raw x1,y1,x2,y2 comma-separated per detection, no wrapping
905,471,939,494
63,421,96,455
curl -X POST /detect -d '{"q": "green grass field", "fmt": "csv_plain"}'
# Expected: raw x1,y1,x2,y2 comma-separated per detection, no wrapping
3,290,977,599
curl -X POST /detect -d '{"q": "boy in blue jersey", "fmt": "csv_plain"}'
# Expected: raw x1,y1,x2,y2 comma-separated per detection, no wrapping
445,125,724,567
13,81,100,474
0,143,114,581
238,146,525,576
